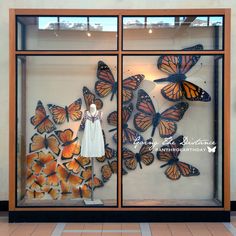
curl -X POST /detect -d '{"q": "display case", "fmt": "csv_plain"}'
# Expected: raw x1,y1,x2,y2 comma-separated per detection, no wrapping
9,9,231,222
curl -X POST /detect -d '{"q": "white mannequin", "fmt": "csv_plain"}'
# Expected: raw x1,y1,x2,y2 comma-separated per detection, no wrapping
89,103,97,116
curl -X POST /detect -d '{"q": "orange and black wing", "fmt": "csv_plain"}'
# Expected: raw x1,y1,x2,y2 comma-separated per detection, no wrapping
68,98,83,121
47,104,67,124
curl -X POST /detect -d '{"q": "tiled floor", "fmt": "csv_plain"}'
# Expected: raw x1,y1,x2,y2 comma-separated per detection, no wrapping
1,215,236,235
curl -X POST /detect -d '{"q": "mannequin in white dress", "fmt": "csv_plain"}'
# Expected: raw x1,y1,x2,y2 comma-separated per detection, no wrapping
81,103,105,157
80,104,105,204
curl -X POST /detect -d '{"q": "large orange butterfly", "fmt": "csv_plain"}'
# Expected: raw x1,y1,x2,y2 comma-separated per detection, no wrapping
154,44,211,102
134,89,189,138
48,98,83,125
55,129,80,160
107,103,143,144
30,100,56,134
43,160,59,186
29,133,60,156
123,138,154,170
57,164,83,186
83,86,103,110
64,156,90,174
157,135,200,180
31,151,55,175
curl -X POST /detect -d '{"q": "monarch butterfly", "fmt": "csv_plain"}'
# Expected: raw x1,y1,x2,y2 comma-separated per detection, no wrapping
30,175,47,191
30,100,56,134
31,151,55,175
57,164,83,186
27,153,38,169
43,160,59,186
101,160,117,182
83,86,103,110
72,184,91,199
47,98,83,125
123,138,154,170
29,133,60,156
60,180,72,200
156,135,200,180
134,89,188,138
43,186,60,200
55,129,80,160
86,175,104,190
107,103,143,144
154,44,211,102
96,61,145,103
64,156,90,174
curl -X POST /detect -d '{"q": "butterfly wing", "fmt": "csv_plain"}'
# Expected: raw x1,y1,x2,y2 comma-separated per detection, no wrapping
177,161,200,177
101,164,112,182
182,81,211,101
160,82,184,102
107,111,117,127
83,86,103,110
68,98,83,121
123,148,137,170
47,134,60,156
123,103,133,123
47,104,66,124
123,74,144,104
27,153,38,168
43,160,59,186
86,176,104,189
165,164,181,180
158,120,177,138
139,138,154,166
133,112,153,132
124,128,143,144
29,134,45,153
95,61,115,98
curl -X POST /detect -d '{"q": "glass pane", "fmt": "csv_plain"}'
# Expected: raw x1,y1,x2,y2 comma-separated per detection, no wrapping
122,54,223,207
123,16,223,50
17,16,118,50
16,55,118,207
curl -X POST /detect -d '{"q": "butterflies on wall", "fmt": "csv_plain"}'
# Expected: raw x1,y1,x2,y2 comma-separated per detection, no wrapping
101,160,117,182
83,86,103,110
64,156,90,174
154,44,211,102
134,89,189,138
55,129,80,160
123,138,154,170
29,133,60,156
108,103,143,144
30,100,56,134
57,164,83,186
96,61,117,101
156,135,200,180
47,98,83,125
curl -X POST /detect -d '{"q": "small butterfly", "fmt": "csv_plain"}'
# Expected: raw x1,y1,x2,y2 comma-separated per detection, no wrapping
31,151,55,175
154,44,211,102
29,133,60,156
43,186,60,200
156,135,200,180
27,153,38,169
30,175,47,191
57,164,83,186
47,98,83,125
86,175,104,190
55,129,80,160
64,156,90,174
60,181,72,200
101,160,117,182
26,190,45,199
207,146,216,153
108,103,143,144
83,86,103,110
134,89,188,138
30,100,56,134
72,185,91,199
43,160,59,186
123,138,154,170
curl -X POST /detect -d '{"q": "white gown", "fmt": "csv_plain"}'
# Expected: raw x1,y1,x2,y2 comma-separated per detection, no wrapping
81,110,105,158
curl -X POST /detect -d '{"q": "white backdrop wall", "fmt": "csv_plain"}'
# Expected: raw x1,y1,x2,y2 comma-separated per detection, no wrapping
0,0,235,201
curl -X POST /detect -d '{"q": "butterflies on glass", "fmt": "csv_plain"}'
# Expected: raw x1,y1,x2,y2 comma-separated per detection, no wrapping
101,160,117,182
83,86,103,110
57,164,83,186
72,185,91,199
47,98,83,125
64,156,90,174
123,138,154,170
154,44,211,102
55,129,80,160
29,133,60,156
43,160,59,186
96,61,117,101
156,135,200,180
134,89,189,138
123,74,145,104
30,100,56,134
107,103,143,144
31,151,55,175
